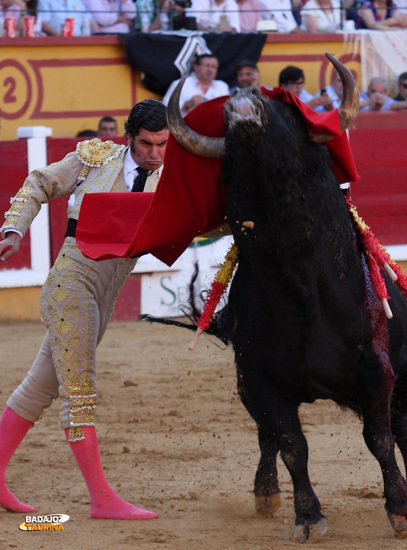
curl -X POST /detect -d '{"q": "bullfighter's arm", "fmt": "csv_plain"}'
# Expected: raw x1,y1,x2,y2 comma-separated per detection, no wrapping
1,151,83,240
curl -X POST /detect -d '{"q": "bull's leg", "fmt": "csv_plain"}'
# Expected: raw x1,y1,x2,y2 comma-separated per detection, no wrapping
254,427,281,515
390,370,407,476
237,366,326,543
362,395,407,535
274,407,327,543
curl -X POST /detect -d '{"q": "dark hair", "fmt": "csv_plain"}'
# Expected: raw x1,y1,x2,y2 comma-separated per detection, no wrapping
398,72,407,83
76,129,98,137
236,60,258,73
124,99,167,138
98,116,117,129
279,66,305,86
193,54,218,66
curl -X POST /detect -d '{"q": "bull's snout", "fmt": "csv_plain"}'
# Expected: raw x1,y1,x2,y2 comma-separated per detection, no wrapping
226,88,266,130
233,96,256,117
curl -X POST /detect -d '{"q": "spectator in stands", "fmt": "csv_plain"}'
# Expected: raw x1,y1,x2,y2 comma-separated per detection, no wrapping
279,65,332,110
359,77,395,111
38,0,99,36
1,0,25,31
313,70,343,112
82,0,136,33
390,71,407,110
76,129,98,137
97,116,118,138
354,0,407,29
300,0,344,32
235,0,262,32
258,0,302,33
133,0,189,32
230,60,261,92
21,0,62,36
188,0,241,32
2,0,44,37
162,54,229,116
132,0,161,31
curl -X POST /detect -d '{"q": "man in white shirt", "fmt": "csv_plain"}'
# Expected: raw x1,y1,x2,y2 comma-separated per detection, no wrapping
83,0,136,33
162,54,230,116
258,0,301,33
187,0,241,31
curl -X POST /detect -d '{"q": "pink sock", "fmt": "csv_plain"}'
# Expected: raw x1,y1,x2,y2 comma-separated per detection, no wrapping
65,426,158,520
0,407,37,513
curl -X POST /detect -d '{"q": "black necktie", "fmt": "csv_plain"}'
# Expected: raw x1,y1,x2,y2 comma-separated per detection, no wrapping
131,167,149,192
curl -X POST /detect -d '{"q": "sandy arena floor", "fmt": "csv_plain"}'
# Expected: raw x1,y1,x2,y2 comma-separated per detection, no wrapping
1,320,406,550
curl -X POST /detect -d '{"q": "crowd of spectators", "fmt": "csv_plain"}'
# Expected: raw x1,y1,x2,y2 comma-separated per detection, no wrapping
3,0,404,128
75,62,407,140
74,61,406,144
160,55,407,116
2,0,407,36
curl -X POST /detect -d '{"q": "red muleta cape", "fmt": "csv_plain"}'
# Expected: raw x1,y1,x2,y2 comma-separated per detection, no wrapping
76,88,359,267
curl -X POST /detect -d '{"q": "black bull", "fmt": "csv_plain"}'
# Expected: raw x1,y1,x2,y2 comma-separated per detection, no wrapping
144,56,407,542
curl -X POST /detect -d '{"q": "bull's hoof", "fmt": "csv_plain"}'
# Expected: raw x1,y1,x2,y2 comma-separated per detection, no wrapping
293,517,327,543
387,511,407,535
255,492,281,516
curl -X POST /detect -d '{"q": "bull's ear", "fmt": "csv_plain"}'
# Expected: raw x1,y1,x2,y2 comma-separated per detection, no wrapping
167,75,225,159
310,53,359,142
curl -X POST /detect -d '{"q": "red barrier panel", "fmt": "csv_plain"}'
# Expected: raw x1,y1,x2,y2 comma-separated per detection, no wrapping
353,110,407,130
0,140,31,270
0,125,406,278
350,128,407,245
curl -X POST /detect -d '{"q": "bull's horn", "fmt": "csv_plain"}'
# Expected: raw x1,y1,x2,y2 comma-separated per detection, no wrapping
325,52,360,132
312,54,359,143
166,75,225,159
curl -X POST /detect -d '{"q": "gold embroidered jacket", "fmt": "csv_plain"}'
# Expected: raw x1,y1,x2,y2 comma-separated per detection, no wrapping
1,138,162,238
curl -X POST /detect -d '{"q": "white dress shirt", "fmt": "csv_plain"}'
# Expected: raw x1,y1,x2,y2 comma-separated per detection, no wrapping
299,0,341,32
82,0,136,33
188,0,241,31
258,0,298,33
123,148,142,192
162,73,230,116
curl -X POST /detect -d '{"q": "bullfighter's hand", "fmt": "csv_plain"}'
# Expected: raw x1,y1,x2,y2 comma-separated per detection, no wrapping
0,233,21,262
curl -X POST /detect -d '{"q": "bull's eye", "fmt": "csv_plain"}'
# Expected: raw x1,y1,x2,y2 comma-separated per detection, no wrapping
288,115,296,126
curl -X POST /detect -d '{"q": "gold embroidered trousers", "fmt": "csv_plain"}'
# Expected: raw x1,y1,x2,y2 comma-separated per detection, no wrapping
7,238,137,441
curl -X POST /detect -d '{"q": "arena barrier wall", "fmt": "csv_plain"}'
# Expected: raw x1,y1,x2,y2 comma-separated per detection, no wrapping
0,115,406,322
0,31,393,142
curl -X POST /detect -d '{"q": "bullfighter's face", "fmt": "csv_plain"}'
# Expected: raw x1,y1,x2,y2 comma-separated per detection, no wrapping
128,128,169,172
